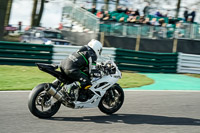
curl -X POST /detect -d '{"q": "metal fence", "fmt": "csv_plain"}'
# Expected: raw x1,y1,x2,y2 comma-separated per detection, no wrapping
100,21,200,40
0,41,53,66
62,5,100,32
62,4,200,40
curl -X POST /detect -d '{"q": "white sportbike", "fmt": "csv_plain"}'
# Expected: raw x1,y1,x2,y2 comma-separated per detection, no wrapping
28,60,124,118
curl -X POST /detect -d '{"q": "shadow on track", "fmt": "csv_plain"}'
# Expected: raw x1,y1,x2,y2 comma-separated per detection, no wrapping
47,114,200,126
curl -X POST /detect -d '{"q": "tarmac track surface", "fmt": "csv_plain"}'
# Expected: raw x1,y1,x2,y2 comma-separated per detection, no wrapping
1,91,200,133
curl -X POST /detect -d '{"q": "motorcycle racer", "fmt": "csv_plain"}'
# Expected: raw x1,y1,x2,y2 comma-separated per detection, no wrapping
60,39,103,96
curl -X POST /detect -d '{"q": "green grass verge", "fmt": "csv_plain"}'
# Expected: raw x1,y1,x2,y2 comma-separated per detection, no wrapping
118,71,154,88
0,65,55,91
0,65,154,91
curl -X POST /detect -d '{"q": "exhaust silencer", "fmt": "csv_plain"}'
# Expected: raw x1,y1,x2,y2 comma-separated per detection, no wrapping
44,84,63,101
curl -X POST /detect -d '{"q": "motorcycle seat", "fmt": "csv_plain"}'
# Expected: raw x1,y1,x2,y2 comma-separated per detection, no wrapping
36,63,58,70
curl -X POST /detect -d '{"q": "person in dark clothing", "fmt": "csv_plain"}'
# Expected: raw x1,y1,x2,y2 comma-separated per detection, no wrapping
184,8,188,22
91,6,97,14
190,9,196,23
135,9,140,16
129,11,137,17
155,10,163,17
143,2,150,16
168,16,175,24
116,6,123,13
60,39,103,93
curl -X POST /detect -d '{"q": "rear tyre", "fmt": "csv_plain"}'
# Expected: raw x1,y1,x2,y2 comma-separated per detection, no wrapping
98,84,124,114
28,83,61,118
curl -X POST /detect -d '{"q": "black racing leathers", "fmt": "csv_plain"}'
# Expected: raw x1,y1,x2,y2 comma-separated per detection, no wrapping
60,45,97,88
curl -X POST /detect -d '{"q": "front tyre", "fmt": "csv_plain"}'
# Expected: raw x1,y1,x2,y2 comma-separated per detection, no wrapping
28,83,61,118
98,84,124,114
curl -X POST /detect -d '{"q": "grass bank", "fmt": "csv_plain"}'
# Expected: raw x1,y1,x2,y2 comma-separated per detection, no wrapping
0,65,154,91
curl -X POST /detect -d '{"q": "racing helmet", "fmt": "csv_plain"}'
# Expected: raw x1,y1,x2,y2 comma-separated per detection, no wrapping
87,39,103,58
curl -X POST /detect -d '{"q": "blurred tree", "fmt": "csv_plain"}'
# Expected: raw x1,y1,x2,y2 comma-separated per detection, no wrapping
0,0,9,40
31,0,38,27
176,0,181,18
4,0,13,27
104,0,110,11
115,0,119,10
92,0,97,7
31,0,45,27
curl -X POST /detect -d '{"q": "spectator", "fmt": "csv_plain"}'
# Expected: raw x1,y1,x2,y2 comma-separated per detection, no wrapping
124,7,129,14
161,23,167,27
143,2,150,16
158,18,165,26
126,16,133,23
168,16,176,24
96,8,105,18
96,11,104,18
117,12,129,22
111,16,117,21
90,5,97,14
183,8,188,22
189,8,196,23
175,22,184,37
101,11,110,21
129,11,137,17
150,18,160,26
157,23,167,38
116,6,123,13
135,9,140,16
187,16,193,23
126,8,133,15
127,16,137,23
119,17,125,22
155,10,163,17
138,16,145,23
143,17,151,25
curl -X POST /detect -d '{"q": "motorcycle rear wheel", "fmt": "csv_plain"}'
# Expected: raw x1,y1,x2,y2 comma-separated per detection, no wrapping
98,83,124,114
28,83,61,118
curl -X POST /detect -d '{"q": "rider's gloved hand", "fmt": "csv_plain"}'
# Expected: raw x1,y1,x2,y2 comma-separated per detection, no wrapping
91,69,101,77
96,62,104,70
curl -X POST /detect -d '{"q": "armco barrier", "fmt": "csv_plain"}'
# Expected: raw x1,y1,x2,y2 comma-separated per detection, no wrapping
52,46,178,73
177,53,200,74
52,45,116,64
0,41,181,73
115,48,178,73
0,41,53,66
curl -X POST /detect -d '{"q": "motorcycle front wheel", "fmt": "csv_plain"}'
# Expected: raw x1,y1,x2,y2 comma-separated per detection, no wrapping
98,83,124,114
28,83,61,118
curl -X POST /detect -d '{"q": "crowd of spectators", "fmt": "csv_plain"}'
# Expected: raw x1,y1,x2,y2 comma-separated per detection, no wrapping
86,4,197,27
84,3,198,39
